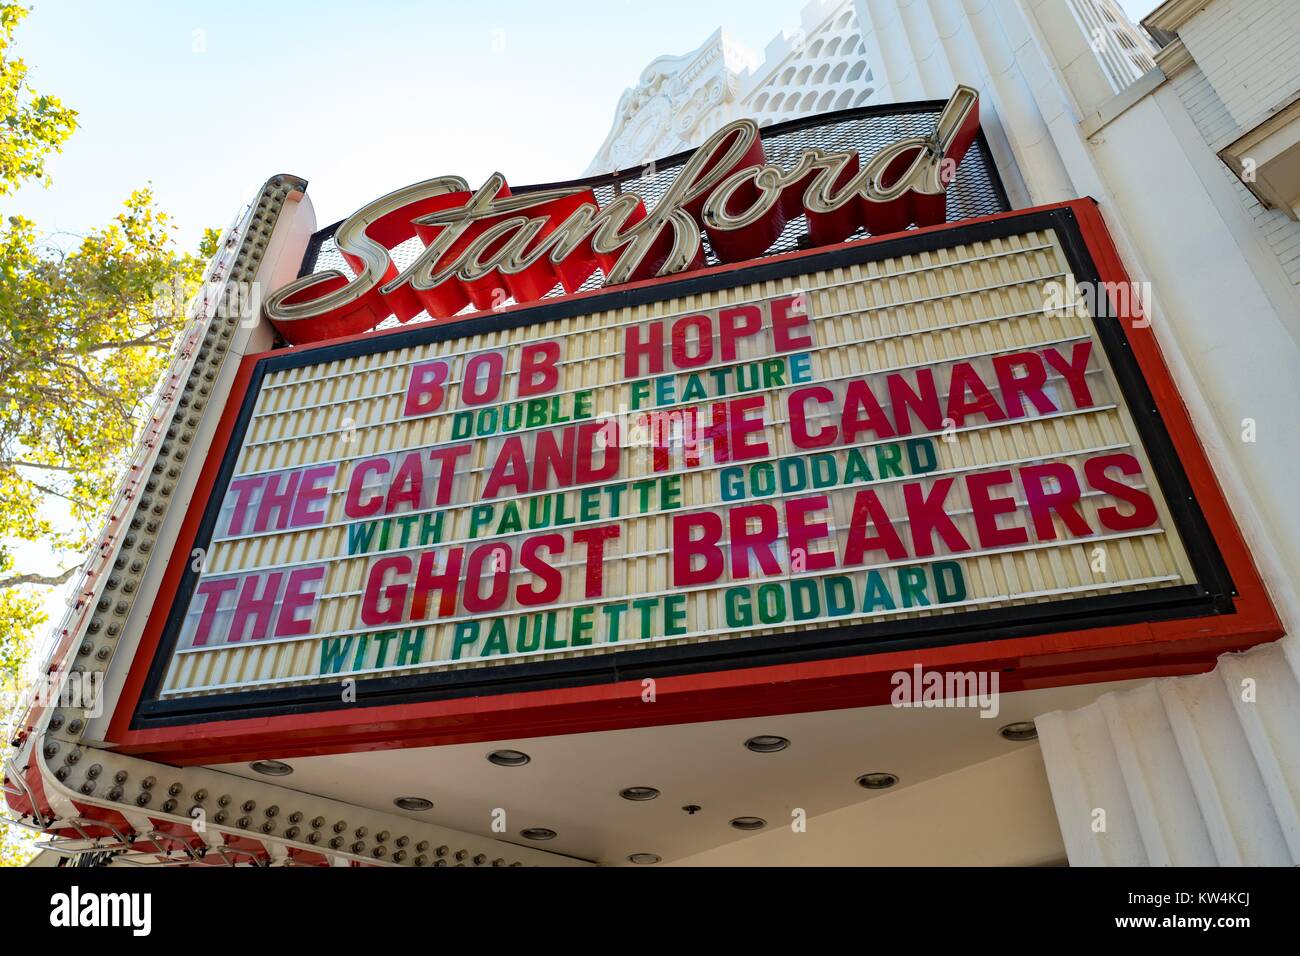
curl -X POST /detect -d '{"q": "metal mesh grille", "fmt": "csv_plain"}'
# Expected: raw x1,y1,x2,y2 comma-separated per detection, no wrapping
300,104,1010,331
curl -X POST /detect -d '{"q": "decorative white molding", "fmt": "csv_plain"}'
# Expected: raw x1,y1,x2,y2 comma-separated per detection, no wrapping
584,29,757,175
1037,634,1300,866
739,0,872,126
1144,0,1215,35
584,0,873,174
585,0,1162,186
1153,36,1194,77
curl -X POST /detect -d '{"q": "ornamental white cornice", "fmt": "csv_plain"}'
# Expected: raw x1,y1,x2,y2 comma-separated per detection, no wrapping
584,29,756,175
735,0,847,105
1143,0,1214,35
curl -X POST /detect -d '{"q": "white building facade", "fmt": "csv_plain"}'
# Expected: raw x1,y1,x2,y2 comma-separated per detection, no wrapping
589,0,1155,180
591,0,1300,866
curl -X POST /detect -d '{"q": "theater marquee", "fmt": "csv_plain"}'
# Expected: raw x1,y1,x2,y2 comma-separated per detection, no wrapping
108,95,1274,762
116,198,1266,754
172,224,1196,689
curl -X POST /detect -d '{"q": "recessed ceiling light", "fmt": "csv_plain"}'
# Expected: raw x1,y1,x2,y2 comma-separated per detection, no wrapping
393,796,434,812
744,735,790,753
628,853,661,865
729,816,766,831
249,760,292,777
520,827,557,841
856,772,898,790
487,749,531,767
619,786,660,801
999,721,1038,742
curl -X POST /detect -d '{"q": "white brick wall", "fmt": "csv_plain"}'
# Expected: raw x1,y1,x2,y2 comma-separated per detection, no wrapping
1178,0,1300,144
1169,57,1239,144
1171,5,1300,295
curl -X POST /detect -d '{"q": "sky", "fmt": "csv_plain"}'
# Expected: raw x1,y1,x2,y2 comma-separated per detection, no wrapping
9,0,824,249
10,0,1161,250
6,0,1161,637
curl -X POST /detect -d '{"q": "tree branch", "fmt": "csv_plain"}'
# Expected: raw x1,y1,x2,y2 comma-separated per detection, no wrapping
0,459,75,473
27,479,93,510
0,566,79,590
82,335,173,353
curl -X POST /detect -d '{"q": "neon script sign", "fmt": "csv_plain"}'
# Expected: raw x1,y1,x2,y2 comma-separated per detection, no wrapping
265,87,981,345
